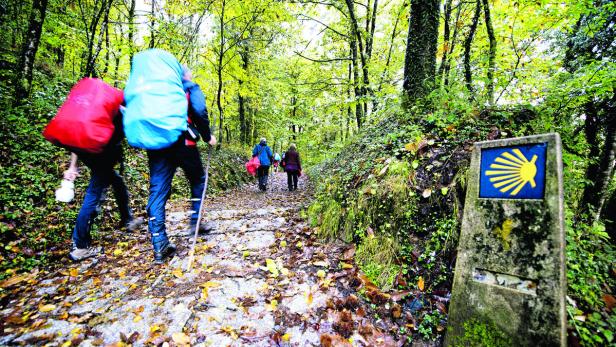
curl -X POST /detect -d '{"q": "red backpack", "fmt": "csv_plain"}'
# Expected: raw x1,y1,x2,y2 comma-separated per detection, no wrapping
43,78,124,154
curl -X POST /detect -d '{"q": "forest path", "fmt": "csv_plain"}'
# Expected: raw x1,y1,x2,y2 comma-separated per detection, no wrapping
0,173,400,346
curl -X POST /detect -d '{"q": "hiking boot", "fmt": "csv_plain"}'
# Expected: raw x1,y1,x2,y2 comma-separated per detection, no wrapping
69,246,103,262
154,242,176,264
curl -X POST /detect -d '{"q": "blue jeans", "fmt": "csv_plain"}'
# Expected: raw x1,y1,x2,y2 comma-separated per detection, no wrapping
72,146,131,249
146,141,204,252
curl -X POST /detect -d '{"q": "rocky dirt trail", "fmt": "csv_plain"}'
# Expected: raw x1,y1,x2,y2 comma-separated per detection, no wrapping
0,173,405,346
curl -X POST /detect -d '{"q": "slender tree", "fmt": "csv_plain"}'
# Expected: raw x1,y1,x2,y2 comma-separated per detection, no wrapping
14,0,49,103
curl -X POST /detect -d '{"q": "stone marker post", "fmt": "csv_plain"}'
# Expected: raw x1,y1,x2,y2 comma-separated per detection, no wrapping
445,133,565,346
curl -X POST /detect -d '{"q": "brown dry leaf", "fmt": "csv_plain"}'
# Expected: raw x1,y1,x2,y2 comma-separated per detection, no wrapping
320,333,352,347
69,268,78,277
0,274,29,288
603,294,616,311
418,276,425,291
342,245,356,260
390,290,412,302
172,332,191,345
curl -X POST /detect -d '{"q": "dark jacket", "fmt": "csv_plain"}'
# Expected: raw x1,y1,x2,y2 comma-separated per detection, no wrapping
253,142,273,166
283,150,301,171
182,80,211,142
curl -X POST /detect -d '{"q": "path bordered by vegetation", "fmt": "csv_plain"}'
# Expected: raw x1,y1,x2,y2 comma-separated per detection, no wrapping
0,173,409,346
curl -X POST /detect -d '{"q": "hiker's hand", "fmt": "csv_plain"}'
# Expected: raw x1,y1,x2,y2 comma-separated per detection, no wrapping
208,135,217,146
63,168,79,181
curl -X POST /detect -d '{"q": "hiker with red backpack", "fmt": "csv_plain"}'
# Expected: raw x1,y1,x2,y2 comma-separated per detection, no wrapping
122,49,216,264
43,78,143,262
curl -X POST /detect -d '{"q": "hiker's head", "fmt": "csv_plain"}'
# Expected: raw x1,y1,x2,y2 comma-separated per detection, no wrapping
260,137,267,145
181,64,192,81
289,143,296,151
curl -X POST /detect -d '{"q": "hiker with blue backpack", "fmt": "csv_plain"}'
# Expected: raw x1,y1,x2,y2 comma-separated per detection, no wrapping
123,49,216,264
252,138,274,191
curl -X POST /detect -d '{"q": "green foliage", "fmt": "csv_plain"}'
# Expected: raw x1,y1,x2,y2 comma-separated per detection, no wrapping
417,310,445,341
355,235,401,290
452,319,513,347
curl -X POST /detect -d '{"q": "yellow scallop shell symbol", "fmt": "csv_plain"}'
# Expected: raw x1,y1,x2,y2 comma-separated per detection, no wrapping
485,149,538,196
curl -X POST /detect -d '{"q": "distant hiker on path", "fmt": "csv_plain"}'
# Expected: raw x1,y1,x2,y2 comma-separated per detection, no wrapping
123,50,216,264
282,143,302,191
252,138,274,191
273,152,281,173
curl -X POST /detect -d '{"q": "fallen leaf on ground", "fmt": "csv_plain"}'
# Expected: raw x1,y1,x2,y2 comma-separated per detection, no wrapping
172,332,190,345
418,276,425,291
69,268,78,277
265,259,279,277
39,304,56,312
220,325,239,339
266,299,278,311
0,274,29,288
172,268,184,278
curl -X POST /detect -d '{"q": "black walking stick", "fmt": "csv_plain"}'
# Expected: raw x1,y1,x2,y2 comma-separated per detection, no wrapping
186,144,212,271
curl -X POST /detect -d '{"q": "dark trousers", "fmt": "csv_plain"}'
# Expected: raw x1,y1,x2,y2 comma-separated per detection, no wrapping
257,165,270,190
73,145,131,249
146,141,204,252
287,170,299,191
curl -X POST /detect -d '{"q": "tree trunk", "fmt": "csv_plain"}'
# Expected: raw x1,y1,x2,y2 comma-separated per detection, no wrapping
580,96,616,223
345,0,373,115
464,0,481,98
482,0,497,105
437,0,452,86
128,0,136,61
14,0,48,104
403,0,441,103
238,47,249,144
444,2,462,87
84,0,113,77
149,0,155,48
102,10,111,75
216,0,226,145
349,39,363,128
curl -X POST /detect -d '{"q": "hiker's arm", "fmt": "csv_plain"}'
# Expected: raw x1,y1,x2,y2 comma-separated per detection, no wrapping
252,146,258,157
63,153,79,181
186,84,212,143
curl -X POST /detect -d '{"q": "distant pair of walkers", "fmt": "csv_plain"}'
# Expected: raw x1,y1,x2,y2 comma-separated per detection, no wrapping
45,49,216,264
251,141,302,191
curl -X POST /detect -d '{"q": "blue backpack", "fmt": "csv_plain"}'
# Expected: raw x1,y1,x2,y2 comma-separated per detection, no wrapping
122,49,187,149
